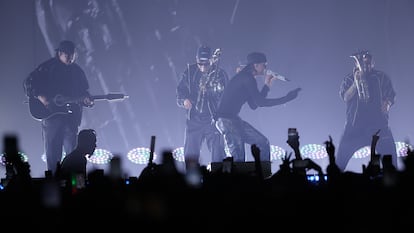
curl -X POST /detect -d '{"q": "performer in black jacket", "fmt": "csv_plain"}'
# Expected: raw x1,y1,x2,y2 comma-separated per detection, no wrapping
336,50,397,171
215,52,301,162
176,45,229,170
24,40,94,176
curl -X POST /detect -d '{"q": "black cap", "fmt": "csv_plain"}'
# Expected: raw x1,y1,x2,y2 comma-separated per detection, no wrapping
247,52,267,64
77,129,96,147
56,40,75,54
196,46,212,62
352,49,372,60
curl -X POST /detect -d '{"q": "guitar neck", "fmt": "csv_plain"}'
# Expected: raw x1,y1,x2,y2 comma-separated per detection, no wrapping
91,95,109,101
53,93,127,106
91,93,127,101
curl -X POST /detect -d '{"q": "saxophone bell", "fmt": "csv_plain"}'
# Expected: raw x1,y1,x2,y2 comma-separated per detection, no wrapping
350,52,370,101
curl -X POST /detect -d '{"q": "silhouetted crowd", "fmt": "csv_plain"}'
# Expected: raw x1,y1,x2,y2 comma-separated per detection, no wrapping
1,133,413,231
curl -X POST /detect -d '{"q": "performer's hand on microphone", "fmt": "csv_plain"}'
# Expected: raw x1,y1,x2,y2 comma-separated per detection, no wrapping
264,73,276,87
265,69,290,82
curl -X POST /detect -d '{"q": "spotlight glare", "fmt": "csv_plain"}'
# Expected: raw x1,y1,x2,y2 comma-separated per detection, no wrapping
395,141,413,157
224,145,232,157
300,144,328,160
352,146,370,159
41,152,66,163
350,141,412,159
87,148,113,164
1,152,28,165
172,147,185,162
127,147,157,164
270,145,286,161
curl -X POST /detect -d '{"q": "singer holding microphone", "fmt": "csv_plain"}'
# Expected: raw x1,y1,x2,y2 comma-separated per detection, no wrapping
215,52,301,163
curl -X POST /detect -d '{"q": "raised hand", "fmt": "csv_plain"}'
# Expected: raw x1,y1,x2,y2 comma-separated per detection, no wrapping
278,152,292,173
281,152,292,165
286,130,301,160
370,129,380,160
251,144,264,179
251,144,261,162
372,129,380,145
324,135,335,163
324,135,341,176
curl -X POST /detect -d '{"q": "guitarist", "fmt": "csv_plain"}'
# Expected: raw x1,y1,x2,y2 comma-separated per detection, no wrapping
23,40,94,176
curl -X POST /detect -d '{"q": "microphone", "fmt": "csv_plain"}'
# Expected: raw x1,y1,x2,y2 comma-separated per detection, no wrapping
265,69,290,82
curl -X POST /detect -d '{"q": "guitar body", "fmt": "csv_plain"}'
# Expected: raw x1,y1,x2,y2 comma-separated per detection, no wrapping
28,97,73,121
28,93,128,121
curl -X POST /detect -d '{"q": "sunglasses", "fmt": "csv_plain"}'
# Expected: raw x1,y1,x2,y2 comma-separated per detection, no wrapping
197,62,210,67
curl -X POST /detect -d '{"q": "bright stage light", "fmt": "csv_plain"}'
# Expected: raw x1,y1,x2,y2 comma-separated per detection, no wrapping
351,141,413,159
1,152,28,165
41,152,66,163
172,147,185,162
352,146,370,159
127,147,157,164
172,146,232,163
87,148,113,164
224,145,232,157
270,145,286,161
395,141,413,157
300,144,328,160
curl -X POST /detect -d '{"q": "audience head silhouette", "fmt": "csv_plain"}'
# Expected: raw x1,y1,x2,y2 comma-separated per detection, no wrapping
77,129,97,155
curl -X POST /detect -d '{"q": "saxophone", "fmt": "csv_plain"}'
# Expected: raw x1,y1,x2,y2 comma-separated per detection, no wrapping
195,48,222,113
195,72,209,113
350,52,370,102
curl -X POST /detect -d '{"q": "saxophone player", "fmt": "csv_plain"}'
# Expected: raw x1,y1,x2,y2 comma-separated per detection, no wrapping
176,45,229,172
336,50,398,172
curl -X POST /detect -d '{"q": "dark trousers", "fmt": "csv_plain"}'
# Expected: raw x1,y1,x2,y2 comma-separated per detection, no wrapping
184,117,226,166
215,117,270,162
42,117,78,175
336,124,397,172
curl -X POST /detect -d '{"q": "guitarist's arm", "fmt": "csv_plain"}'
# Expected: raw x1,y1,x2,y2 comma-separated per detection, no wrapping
76,65,95,108
37,95,50,107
